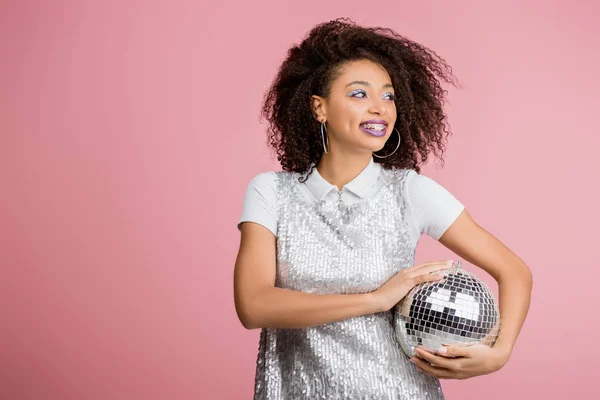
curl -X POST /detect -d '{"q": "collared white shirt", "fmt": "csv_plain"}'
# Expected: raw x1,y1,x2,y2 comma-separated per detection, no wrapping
238,157,464,246
303,157,383,203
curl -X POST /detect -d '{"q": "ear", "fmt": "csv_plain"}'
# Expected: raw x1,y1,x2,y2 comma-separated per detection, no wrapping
310,95,327,123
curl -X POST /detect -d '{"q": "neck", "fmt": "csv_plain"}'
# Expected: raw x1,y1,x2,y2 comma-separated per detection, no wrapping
316,151,372,192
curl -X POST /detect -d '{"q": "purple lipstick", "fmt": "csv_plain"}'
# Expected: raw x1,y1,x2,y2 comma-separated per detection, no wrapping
359,119,387,137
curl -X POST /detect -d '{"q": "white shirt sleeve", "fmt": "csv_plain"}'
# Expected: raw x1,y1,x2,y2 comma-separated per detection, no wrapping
405,170,465,241
237,171,278,237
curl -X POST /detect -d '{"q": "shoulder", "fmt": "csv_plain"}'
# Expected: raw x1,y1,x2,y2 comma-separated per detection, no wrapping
404,169,435,192
380,167,413,182
401,169,465,241
246,170,279,190
403,169,463,205
381,168,438,205
246,169,302,188
238,171,281,236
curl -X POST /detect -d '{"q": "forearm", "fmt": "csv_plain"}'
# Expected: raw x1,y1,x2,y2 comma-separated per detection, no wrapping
493,268,533,356
243,287,381,330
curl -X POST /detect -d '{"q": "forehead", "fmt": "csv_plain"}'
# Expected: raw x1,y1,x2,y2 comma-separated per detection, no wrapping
333,59,392,86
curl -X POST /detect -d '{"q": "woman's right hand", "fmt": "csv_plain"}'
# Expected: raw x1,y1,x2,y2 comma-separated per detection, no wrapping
373,260,454,312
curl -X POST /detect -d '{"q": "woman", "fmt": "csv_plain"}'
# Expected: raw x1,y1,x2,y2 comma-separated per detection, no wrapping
234,18,532,399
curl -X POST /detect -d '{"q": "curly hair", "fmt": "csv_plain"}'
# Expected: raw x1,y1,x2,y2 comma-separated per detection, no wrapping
260,18,459,179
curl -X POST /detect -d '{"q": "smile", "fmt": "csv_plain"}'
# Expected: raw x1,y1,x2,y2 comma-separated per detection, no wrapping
359,122,387,137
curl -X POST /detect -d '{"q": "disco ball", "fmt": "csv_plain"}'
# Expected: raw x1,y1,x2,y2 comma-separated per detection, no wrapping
394,260,500,358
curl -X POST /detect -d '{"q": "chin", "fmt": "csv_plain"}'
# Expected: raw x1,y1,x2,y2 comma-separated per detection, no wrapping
363,135,389,149
350,131,389,151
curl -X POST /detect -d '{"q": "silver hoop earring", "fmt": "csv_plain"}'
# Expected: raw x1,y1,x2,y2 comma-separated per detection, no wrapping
373,128,401,159
320,122,329,153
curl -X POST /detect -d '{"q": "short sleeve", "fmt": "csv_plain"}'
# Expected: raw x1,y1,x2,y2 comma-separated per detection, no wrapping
237,171,278,237
405,170,465,241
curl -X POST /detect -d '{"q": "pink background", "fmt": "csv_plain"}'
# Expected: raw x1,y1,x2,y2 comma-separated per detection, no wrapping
2,1,598,399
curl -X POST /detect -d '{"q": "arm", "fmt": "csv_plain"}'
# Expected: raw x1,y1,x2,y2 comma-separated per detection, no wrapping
410,208,532,379
438,208,533,358
233,222,381,330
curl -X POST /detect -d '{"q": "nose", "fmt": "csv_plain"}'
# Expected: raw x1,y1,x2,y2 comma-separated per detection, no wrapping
368,98,386,115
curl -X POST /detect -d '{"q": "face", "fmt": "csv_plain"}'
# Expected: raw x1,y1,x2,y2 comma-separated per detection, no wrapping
312,59,397,155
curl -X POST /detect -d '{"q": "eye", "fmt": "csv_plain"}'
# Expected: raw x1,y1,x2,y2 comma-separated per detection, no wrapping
349,89,367,98
383,92,396,101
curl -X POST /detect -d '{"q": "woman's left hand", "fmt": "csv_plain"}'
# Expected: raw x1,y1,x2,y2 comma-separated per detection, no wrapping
410,344,510,380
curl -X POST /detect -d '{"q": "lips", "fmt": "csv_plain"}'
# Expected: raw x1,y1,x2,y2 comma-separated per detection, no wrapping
360,120,388,137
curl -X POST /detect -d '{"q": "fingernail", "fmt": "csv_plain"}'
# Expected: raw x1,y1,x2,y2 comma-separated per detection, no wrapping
437,347,447,354
410,358,416,364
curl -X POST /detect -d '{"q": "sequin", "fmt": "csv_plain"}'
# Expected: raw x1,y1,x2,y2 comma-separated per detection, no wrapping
252,169,444,399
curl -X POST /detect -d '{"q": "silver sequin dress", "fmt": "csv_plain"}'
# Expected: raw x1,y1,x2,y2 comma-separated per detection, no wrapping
253,168,444,400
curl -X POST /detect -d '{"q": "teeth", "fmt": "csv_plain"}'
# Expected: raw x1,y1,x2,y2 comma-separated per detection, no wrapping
361,123,386,131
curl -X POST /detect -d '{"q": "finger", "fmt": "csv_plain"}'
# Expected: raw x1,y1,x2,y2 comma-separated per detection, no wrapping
404,261,448,274
414,348,454,370
415,346,437,355
408,261,454,277
438,344,472,358
413,260,453,270
411,357,454,379
409,273,446,286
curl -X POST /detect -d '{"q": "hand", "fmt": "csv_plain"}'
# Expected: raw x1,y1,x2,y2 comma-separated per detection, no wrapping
373,261,454,312
410,344,510,380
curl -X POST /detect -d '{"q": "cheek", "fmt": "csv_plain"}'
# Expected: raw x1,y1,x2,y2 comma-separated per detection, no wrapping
342,103,368,125
328,102,363,130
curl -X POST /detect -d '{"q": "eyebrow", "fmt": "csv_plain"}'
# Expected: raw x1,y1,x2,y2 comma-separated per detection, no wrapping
345,81,394,89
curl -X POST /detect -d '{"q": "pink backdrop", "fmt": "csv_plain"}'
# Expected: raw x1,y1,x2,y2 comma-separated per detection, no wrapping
2,1,598,399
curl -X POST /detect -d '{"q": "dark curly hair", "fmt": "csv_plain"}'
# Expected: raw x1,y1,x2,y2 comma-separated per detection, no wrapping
260,18,459,180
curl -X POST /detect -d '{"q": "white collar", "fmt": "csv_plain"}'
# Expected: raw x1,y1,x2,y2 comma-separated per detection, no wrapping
303,157,382,201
